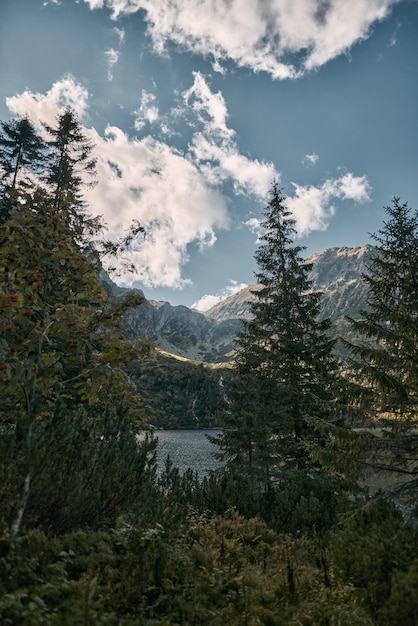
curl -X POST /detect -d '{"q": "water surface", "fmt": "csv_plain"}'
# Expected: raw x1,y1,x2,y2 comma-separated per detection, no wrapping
155,429,222,477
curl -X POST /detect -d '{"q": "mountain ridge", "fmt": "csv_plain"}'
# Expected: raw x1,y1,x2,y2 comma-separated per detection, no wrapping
105,245,375,363
204,245,374,326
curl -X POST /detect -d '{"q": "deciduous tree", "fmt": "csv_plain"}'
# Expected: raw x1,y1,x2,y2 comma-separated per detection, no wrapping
0,188,153,534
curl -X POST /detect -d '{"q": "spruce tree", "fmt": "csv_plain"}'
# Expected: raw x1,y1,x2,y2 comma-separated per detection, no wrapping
43,108,98,238
346,197,418,430
0,116,47,222
214,184,340,485
44,108,96,196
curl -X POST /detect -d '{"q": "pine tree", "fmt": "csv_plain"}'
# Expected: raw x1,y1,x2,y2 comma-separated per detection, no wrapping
214,184,340,485
346,197,418,430
0,116,47,222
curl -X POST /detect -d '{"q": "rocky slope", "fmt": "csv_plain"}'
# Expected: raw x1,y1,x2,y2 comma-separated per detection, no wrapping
205,245,374,325
123,299,242,362
104,246,374,364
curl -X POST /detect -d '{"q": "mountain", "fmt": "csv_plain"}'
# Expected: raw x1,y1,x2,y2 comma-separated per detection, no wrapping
205,245,374,326
102,246,374,427
103,246,374,365
126,351,231,429
122,300,242,363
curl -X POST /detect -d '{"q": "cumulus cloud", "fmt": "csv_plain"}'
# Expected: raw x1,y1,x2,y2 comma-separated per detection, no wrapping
288,173,372,235
184,73,277,199
133,90,159,130
192,280,248,312
87,72,278,285
87,127,229,287
81,0,400,78
6,74,89,129
5,76,253,289
6,75,370,290
245,173,372,238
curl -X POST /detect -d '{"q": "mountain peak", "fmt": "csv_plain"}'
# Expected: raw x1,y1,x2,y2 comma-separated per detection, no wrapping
111,246,373,363
205,245,374,323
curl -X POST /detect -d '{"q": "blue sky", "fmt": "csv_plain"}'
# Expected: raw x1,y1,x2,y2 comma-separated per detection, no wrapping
1,0,417,309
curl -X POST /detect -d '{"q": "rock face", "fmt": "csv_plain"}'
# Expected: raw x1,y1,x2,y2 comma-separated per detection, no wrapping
307,245,373,292
123,300,242,362
204,285,256,323
108,246,375,363
205,246,374,325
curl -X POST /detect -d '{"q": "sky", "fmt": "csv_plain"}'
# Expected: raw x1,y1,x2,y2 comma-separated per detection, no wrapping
1,0,417,310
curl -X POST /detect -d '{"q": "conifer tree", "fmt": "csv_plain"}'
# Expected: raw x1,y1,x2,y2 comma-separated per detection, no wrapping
0,188,153,535
214,184,340,485
0,116,47,222
44,108,96,196
0,109,153,535
43,108,98,240
346,197,418,430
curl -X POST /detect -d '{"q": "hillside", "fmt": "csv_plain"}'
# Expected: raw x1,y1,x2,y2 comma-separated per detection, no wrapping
123,299,242,363
100,246,376,428
107,245,374,365
126,351,231,429
205,245,374,326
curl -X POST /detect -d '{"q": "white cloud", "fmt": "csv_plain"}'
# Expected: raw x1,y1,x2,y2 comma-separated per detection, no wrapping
303,152,319,166
287,173,372,235
192,280,248,311
133,90,159,130
244,217,264,241
8,76,370,291
5,74,89,130
5,76,230,290
211,58,227,75
87,127,229,287
183,72,232,138
105,48,119,81
244,173,372,238
82,0,400,78
81,0,104,8
337,172,371,203
183,73,278,199
114,27,125,44
5,75,277,289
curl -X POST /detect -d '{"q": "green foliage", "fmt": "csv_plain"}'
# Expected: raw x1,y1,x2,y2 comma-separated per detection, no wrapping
0,116,47,224
127,353,230,428
0,111,415,625
189,469,348,536
0,111,155,537
0,189,155,534
331,499,418,625
216,184,344,485
345,197,418,430
44,108,97,206
0,116,47,187
0,510,379,625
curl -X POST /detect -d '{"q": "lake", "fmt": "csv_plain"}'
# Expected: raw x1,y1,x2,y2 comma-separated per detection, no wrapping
155,429,222,477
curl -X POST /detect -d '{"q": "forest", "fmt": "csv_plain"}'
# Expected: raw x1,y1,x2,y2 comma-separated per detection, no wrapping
0,110,417,625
